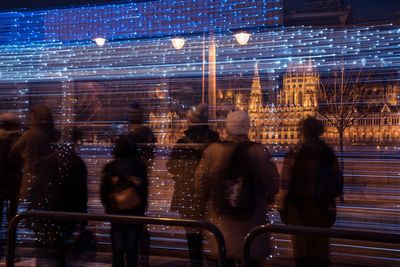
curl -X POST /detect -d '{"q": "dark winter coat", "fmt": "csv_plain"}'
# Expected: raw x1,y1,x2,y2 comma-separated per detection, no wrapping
167,126,219,219
0,129,21,200
100,158,148,216
280,139,342,228
127,124,156,169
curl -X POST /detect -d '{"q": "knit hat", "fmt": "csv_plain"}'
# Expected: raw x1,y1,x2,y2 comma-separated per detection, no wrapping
187,103,208,124
226,110,250,136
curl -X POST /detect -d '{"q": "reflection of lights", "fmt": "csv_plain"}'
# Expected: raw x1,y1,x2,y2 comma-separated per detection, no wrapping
93,37,106,46
171,37,185,49
234,32,251,45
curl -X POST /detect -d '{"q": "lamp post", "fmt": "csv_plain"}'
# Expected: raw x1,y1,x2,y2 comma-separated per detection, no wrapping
93,37,107,46
171,31,251,125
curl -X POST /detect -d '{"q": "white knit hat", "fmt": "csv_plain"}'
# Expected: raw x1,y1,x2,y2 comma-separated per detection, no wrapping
226,110,250,136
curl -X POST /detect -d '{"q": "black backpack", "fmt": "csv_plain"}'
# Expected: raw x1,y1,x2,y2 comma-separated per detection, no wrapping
212,142,256,219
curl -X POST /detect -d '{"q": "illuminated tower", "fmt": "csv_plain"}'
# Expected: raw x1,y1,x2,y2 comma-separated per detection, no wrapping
249,62,263,113
248,62,264,142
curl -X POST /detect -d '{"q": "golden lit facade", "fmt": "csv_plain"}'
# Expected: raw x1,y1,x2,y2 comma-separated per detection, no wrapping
150,61,400,145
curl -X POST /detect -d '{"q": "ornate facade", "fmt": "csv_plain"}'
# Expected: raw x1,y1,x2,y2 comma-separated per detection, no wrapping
150,61,400,146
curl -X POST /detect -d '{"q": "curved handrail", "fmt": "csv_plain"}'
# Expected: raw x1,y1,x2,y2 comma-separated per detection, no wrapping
242,224,400,267
7,211,227,267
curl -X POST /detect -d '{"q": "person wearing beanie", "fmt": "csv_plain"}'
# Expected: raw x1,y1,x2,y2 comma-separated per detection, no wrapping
167,102,220,267
195,110,279,267
280,117,342,267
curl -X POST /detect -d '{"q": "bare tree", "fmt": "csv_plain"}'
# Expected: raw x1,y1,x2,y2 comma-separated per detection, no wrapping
318,66,372,159
318,67,372,201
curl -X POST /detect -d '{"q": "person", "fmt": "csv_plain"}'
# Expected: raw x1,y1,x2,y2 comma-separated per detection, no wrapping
62,127,89,249
126,101,156,267
0,113,22,224
0,113,22,258
195,110,279,267
127,101,156,169
167,103,219,267
100,136,148,267
10,105,67,266
280,117,342,267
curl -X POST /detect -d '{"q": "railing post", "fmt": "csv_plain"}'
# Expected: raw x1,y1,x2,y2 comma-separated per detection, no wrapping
6,214,26,267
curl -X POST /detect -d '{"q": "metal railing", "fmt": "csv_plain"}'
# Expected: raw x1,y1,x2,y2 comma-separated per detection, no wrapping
242,224,400,267
7,211,227,267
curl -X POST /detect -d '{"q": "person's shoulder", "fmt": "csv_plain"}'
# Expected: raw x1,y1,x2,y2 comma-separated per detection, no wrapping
203,141,223,154
205,129,220,142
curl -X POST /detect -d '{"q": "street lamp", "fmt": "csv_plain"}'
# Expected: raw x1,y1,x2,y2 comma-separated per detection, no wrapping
93,37,107,46
234,31,251,45
171,37,185,50
171,31,251,125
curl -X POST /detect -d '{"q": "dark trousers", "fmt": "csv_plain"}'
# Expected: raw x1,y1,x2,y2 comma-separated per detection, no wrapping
111,223,143,267
0,198,18,258
0,198,18,225
292,234,330,267
35,236,66,267
185,230,203,267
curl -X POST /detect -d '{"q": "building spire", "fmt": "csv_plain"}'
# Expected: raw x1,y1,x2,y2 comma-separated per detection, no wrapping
249,61,263,112
254,61,259,77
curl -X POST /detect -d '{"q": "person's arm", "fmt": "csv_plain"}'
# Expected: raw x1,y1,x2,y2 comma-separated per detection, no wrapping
9,132,25,163
100,165,111,211
194,146,212,209
332,154,344,200
258,146,280,204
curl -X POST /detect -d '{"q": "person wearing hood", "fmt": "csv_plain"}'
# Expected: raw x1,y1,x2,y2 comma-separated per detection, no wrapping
195,110,279,267
167,103,220,267
10,105,68,266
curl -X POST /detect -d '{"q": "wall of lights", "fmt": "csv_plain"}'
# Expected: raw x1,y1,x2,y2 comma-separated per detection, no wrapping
0,0,282,44
0,1,399,264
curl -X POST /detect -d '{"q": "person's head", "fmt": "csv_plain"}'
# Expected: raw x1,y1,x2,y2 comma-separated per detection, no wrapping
72,126,84,144
187,103,209,126
27,105,54,129
300,117,324,141
226,110,250,137
129,101,144,124
112,136,138,159
0,112,20,130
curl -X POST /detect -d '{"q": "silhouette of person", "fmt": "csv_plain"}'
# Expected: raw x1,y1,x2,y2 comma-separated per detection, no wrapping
11,105,68,266
126,101,156,267
280,117,343,267
167,103,219,267
196,110,279,267
0,113,21,257
127,101,156,169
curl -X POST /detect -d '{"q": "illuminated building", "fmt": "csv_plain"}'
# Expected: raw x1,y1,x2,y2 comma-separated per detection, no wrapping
151,60,400,146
